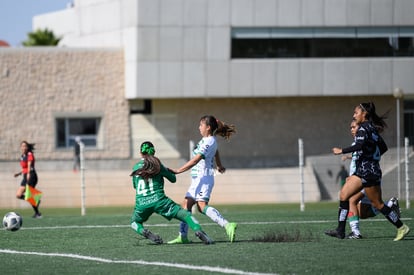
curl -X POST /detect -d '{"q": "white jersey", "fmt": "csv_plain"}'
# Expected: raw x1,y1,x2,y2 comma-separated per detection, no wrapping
349,141,357,176
190,136,217,178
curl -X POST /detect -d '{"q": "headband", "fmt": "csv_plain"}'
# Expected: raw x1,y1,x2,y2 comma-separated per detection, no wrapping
141,143,155,155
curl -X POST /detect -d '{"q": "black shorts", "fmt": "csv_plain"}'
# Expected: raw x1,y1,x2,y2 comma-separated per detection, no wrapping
357,160,382,187
360,176,381,187
20,170,38,187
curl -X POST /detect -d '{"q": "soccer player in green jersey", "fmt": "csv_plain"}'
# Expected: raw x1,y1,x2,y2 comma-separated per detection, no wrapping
130,141,213,244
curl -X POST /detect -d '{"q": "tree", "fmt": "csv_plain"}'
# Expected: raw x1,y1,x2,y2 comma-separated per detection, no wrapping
22,28,61,46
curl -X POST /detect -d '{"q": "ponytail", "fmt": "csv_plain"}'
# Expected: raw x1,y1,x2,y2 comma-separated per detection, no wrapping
130,141,161,179
359,102,388,133
201,115,236,140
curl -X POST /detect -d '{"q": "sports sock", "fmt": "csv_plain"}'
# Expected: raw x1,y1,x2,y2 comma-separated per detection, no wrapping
176,210,191,237
203,205,228,227
131,221,145,235
176,209,201,232
348,212,360,235
337,200,349,233
379,205,403,228
32,205,40,215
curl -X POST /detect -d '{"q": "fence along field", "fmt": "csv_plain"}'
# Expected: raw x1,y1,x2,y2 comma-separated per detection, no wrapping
0,139,412,211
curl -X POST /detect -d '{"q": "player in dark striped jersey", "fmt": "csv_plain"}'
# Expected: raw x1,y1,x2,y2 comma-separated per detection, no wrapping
326,102,409,241
343,120,400,239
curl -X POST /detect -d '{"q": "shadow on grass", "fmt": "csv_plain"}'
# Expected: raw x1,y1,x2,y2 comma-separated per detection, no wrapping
251,229,318,243
131,229,325,245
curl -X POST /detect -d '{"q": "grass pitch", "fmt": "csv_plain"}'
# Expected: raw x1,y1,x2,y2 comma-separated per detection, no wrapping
0,203,413,275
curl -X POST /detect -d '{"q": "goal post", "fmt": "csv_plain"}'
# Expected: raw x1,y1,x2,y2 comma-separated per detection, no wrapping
79,141,86,216
298,138,305,212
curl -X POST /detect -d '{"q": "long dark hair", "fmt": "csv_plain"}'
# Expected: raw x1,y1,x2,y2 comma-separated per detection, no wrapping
21,140,35,152
130,141,161,179
359,102,388,133
201,115,236,140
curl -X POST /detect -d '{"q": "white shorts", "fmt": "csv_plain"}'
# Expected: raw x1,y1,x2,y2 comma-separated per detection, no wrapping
185,175,214,202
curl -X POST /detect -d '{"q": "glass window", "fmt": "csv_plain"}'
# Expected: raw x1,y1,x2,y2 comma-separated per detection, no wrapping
231,27,414,59
56,118,101,148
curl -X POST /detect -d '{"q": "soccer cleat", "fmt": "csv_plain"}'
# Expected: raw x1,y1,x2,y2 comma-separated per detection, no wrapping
394,224,410,241
195,231,214,245
225,222,237,242
347,232,362,239
142,229,163,244
32,213,42,219
324,229,345,239
167,235,191,244
389,197,401,218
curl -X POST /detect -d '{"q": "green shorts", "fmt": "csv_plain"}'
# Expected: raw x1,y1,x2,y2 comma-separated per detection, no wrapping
131,196,181,224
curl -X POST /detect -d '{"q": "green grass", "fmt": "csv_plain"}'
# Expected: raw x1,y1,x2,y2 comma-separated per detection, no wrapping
0,203,413,275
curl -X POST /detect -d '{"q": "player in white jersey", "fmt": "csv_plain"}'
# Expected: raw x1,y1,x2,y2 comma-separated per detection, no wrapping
168,115,237,244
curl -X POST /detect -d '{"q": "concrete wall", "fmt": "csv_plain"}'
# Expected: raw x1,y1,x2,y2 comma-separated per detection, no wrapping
0,162,321,209
135,96,398,167
0,48,401,168
33,0,414,99
0,48,130,160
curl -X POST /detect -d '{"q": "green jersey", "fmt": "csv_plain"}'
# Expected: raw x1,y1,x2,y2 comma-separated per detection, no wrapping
131,159,181,224
132,159,176,206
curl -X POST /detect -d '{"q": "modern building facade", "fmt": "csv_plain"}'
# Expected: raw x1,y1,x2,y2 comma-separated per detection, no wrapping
1,0,414,168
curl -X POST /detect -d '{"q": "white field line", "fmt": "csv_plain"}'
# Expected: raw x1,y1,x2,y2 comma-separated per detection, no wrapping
0,249,279,275
19,217,412,230
1,218,411,274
